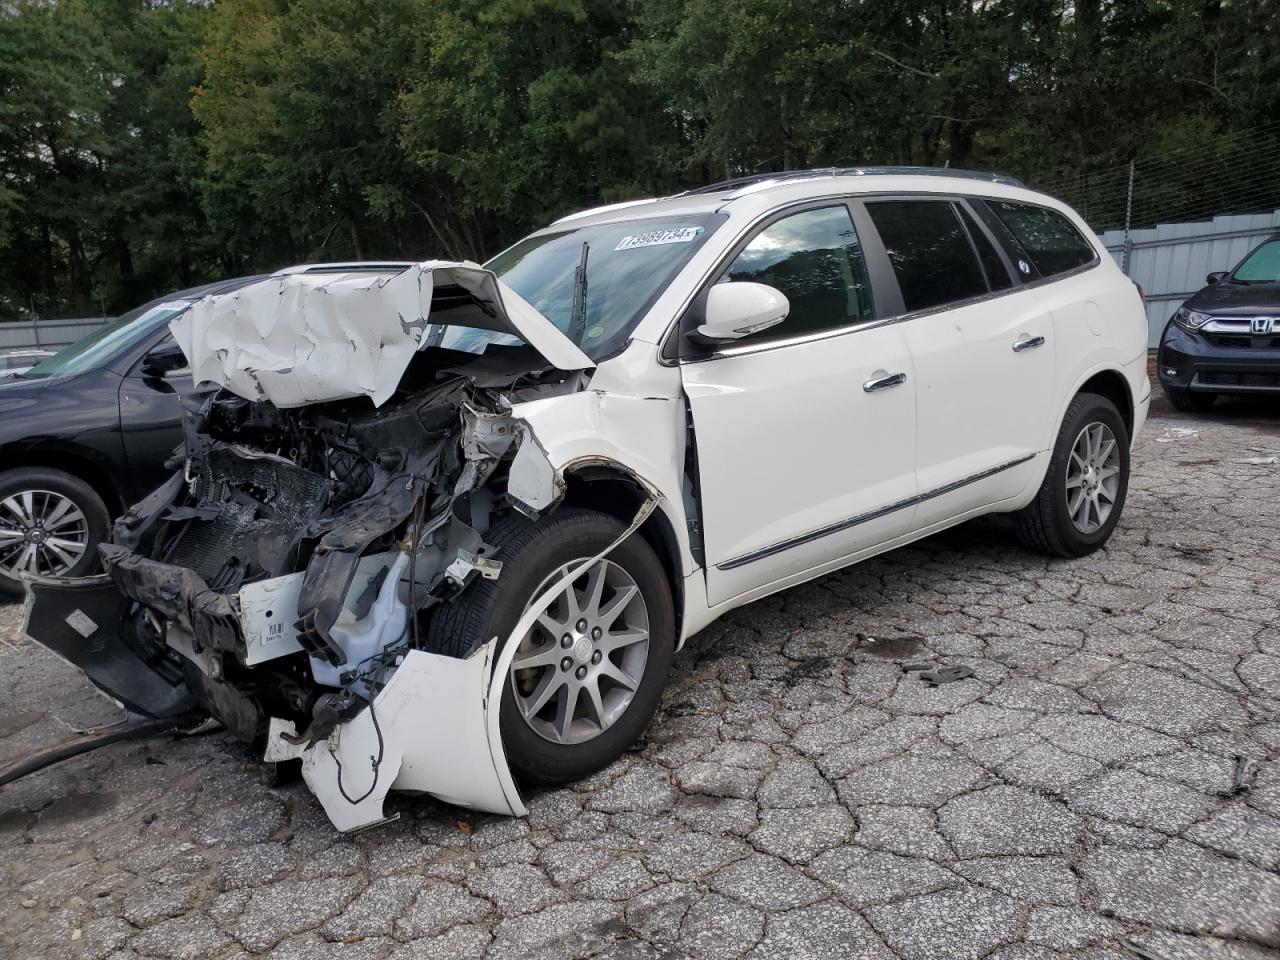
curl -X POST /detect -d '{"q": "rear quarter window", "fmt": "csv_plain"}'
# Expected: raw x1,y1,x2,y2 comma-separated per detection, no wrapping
983,200,1097,277
865,199,989,313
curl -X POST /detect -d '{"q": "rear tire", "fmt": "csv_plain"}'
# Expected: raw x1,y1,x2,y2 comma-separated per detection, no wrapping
1014,393,1130,558
425,508,674,786
1165,386,1217,412
0,467,110,597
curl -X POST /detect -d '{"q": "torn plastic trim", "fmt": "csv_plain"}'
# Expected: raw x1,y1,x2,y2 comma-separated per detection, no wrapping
21,571,199,718
170,262,595,409
263,496,659,830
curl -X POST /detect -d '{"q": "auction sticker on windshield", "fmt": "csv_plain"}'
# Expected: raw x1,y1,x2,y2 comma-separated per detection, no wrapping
614,227,700,251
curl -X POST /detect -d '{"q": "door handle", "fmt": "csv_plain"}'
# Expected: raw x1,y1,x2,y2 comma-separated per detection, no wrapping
1012,335,1046,352
862,372,908,392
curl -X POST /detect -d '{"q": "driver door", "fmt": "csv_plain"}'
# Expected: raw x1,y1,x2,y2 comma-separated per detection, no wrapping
119,334,194,496
680,204,918,607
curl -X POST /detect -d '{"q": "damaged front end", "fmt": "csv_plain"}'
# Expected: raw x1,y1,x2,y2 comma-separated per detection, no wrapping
21,261,617,829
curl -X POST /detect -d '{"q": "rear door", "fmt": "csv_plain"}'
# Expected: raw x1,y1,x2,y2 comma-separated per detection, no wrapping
860,197,1055,526
971,196,1114,447
680,203,918,607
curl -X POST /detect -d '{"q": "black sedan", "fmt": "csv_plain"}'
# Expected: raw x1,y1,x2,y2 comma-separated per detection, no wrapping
1157,233,1280,411
0,277,258,595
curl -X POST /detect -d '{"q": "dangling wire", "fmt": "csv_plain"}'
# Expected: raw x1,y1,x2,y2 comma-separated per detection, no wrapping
332,480,424,807
332,692,384,806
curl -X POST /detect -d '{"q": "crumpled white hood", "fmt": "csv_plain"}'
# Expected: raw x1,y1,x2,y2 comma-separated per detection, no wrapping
171,261,593,408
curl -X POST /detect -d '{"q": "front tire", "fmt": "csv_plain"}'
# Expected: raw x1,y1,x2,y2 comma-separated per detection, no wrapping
1014,393,1130,558
1165,386,1217,412
425,508,674,786
0,467,110,597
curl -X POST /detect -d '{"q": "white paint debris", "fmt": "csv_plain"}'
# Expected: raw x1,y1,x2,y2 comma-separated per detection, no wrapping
1155,427,1200,443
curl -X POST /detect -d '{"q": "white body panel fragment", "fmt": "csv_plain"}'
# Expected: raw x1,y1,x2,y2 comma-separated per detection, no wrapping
265,641,525,829
238,551,401,666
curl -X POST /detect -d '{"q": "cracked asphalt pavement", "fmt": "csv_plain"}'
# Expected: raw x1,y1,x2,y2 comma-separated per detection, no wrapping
3,389,1280,960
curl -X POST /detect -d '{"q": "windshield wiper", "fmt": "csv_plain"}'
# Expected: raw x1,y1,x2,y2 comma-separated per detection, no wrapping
567,241,590,346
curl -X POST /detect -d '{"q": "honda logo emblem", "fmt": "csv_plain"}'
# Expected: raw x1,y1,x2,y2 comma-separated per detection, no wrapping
1252,317,1275,335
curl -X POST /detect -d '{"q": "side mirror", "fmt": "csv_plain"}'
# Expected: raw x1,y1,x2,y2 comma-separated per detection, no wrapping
142,343,190,380
1206,271,1229,284
690,282,790,345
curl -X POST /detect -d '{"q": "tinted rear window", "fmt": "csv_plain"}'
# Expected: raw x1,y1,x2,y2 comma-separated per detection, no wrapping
984,200,1097,277
866,200,988,313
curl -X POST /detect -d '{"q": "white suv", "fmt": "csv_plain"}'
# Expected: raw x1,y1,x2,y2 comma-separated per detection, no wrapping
25,168,1150,830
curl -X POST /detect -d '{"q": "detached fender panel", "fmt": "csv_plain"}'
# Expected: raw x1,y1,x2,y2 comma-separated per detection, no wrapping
265,642,522,829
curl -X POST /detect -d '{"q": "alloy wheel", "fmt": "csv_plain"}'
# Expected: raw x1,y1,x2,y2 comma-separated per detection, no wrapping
509,557,650,745
0,489,90,578
1065,421,1120,534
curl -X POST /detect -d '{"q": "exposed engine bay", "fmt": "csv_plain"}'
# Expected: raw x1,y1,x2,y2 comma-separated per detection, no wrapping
112,350,585,733
21,261,664,830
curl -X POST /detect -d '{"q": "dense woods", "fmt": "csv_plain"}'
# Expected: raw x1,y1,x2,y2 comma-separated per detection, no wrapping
1,0,1277,318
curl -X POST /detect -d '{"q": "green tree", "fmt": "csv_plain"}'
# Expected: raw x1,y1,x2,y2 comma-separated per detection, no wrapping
194,0,434,267
0,1,115,314
397,0,675,257
0,0,213,317
3,0,1278,320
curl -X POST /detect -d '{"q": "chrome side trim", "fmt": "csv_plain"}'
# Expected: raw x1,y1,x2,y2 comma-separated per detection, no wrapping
715,453,1038,571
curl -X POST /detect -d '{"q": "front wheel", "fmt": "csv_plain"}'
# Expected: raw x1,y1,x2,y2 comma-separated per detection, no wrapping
424,507,674,786
1014,393,1130,558
0,467,111,597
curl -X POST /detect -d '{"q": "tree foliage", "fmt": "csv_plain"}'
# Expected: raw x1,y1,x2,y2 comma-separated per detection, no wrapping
1,0,1276,318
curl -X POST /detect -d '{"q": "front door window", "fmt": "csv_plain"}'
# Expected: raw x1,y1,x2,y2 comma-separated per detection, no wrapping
721,206,874,343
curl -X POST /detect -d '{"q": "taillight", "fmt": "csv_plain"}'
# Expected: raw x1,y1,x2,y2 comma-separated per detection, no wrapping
1133,281,1145,302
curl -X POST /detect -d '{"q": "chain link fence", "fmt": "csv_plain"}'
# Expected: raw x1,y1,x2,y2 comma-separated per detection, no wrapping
1036,119,1280,271
1032,122,1280,346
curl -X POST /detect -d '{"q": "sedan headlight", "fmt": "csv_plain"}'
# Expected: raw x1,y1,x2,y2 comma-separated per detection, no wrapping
1172,306,1213,331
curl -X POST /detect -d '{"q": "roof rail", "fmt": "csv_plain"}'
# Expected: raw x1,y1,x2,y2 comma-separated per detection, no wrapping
680,166,1026,197
270,261,417,277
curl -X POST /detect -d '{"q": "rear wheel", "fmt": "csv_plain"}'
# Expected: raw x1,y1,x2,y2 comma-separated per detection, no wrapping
425,508,674,785
1014,393,1130,558
0,468,110,597
1165,386,1217,412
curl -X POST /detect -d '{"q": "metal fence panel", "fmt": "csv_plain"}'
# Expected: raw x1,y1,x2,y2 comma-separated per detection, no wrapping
1099,209,1280,348
0,317,110,351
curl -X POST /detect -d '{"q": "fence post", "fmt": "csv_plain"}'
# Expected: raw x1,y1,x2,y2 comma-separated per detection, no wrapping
1121,160,1135,274
31,319,41,348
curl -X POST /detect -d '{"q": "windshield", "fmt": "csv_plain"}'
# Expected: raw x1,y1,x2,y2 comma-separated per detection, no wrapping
1232,239,1280,284
484,213,723,360
22,301,191,379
